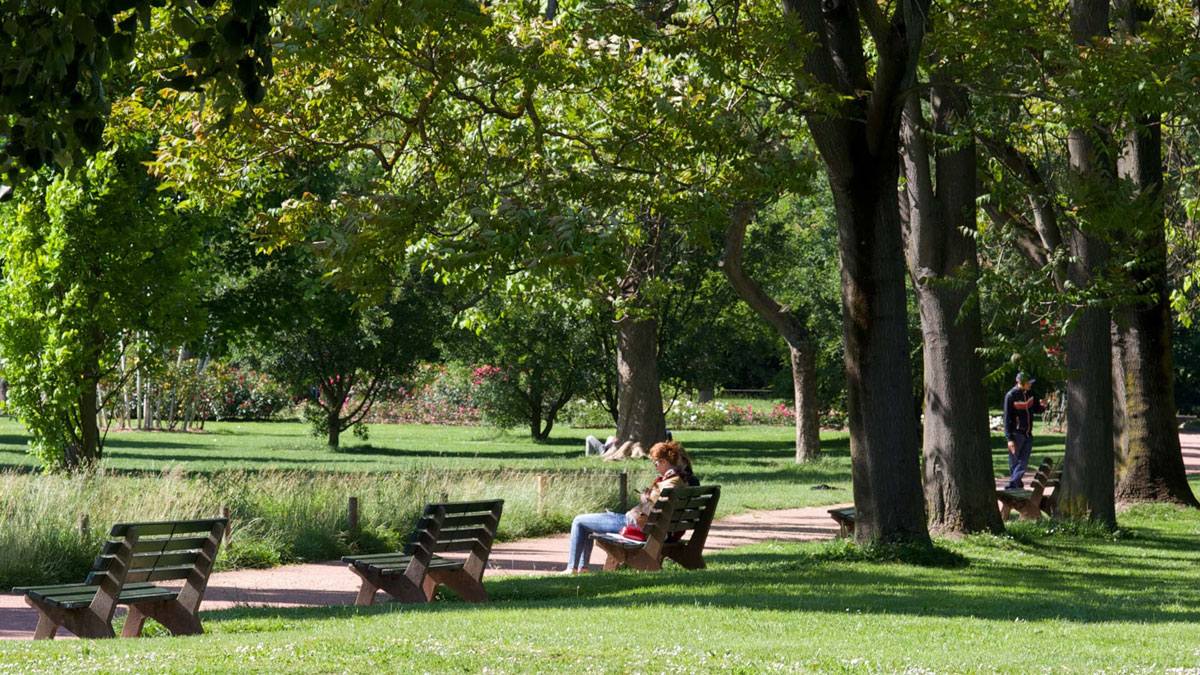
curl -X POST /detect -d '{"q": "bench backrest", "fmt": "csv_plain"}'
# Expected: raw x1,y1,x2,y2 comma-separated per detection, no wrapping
88,518,228,586
404,500,504,562
1030,457,1059,491
643,485,721,552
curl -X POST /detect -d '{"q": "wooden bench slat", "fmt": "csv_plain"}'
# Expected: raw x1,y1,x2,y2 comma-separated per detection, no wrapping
47,587,179,610
108,518,226,537
438,513,498,529
100,535,212,557
121,566,196,583
94,551,202,572
426,500,503,515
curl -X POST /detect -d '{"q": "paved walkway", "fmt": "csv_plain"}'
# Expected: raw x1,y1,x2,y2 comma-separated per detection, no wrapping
3,432,1197,640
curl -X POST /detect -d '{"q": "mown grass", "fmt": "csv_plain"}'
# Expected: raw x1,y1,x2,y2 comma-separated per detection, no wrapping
1,504,1196,673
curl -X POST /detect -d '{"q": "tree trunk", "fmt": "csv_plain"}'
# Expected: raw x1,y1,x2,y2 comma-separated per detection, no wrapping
327,407,341,448
1058,0,1117,525
75,378,103,469
783,0,930,544
608,218,668,459
611,313,666,458
791,345,821,462
721,203,821,462
900,88,1003,536
1112,107,1199,506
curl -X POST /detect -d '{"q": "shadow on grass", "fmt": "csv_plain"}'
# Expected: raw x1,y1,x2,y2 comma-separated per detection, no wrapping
197,528,1200,634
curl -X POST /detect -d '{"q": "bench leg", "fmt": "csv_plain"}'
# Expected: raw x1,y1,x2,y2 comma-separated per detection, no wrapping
623,551,663,572
33,612,59,640
665,548,705,570
127,600,204,637
347,564,428,605
121,606,149,637
25,597,113,639
428,569,488,603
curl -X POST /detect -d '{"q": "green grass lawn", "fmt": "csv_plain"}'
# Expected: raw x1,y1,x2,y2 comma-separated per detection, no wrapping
0,416,1069,512
2,503,1196,673
0,418,867,514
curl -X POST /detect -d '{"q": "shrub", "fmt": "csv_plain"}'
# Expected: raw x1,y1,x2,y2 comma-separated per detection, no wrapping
204,365,293,421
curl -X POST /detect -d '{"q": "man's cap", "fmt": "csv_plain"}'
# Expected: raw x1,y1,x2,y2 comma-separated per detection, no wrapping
1015,372,1035,384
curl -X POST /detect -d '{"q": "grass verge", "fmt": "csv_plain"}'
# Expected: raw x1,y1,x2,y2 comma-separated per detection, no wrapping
0,503,1196,672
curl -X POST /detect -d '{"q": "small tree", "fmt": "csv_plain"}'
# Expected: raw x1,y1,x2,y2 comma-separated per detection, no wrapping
0,103,201,469
455,289,603,440
254,260,443,447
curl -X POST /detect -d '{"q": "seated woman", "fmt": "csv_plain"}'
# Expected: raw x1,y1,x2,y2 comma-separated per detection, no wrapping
563,439,693,573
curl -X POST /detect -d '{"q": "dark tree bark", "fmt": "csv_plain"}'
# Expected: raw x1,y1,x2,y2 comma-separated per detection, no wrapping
609,219,668,459
721,204,821,462
900,86,1003,535
782,0,930,544
1058,0,1117,525
1109,5,1199,507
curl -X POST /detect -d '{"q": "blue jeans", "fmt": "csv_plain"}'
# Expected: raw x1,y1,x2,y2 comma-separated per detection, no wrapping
566,511,626,570
1007,433,1034,489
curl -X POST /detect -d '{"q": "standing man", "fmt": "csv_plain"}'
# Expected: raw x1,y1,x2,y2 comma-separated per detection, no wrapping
1003,372,1045,489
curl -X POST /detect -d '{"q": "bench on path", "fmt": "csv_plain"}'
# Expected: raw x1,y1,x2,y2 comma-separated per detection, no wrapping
591,485,721,571
828,507,856,537
342,499,503,605
997,457,1061,520
12,517,227,639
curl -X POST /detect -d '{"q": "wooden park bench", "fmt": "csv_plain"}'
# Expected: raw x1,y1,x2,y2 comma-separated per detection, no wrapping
828,507,856,537
12,517,227,639
996,457,1061,520
342,499,503,605
591,485,721,571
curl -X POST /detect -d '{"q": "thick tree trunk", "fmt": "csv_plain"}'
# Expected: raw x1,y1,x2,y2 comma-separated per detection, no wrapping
611,313,666,458
784,0,931,545
722,204,821,462
900,90,1003,536
1058,0,1117,525
1112,113,1199,506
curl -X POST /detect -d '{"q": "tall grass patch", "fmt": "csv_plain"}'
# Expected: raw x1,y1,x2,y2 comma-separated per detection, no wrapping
0,466,618,588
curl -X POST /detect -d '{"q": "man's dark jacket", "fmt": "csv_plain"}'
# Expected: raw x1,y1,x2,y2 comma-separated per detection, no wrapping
1003,386,1045,440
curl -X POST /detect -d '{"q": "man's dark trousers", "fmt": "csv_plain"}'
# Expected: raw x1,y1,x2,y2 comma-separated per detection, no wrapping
1007,433,1033,489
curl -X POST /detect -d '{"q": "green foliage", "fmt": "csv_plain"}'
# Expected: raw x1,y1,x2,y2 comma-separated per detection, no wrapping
454,288,604,438
0,100,202,469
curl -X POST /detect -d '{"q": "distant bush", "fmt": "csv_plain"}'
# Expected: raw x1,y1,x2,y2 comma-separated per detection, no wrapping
561,399,616,429
203,365,294,421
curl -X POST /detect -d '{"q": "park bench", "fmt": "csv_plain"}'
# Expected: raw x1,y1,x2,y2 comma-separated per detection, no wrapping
996,457,1061,520
591,484,721,571
12,517,228,639
828,506,856,537
342,499,503,605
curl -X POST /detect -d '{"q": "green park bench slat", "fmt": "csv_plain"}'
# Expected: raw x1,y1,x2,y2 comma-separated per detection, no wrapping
100,535,212,556
108,519,227,538
426,501,506,515
94,551,202,572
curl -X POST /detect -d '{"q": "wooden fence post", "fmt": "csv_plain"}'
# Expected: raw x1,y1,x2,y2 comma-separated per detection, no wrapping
537,475,549,516
220,506,231,539
619,472,628,512
78,514,89,543
348,497,359,532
